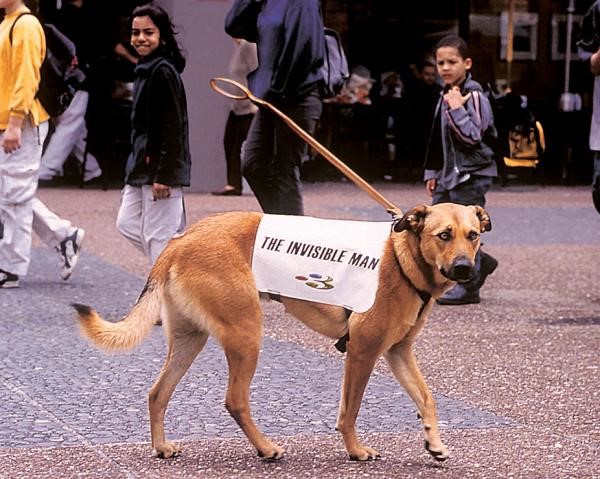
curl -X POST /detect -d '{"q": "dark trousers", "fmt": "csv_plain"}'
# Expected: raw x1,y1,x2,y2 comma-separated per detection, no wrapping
223,111,254,191
431,175,493,208
241,87,322,215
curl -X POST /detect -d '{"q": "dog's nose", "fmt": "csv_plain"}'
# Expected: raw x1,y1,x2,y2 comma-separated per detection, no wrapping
452,259,473,281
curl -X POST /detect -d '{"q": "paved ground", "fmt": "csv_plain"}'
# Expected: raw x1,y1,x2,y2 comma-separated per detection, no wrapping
0,182,599,478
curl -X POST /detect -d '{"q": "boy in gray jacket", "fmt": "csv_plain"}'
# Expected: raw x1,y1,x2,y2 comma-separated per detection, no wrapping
423,34,498,305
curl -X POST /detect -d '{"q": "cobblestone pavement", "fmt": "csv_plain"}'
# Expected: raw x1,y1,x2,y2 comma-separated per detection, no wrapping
0,183,599,478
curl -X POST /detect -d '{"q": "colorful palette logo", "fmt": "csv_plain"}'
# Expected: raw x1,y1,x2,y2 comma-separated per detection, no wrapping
295,273,334,290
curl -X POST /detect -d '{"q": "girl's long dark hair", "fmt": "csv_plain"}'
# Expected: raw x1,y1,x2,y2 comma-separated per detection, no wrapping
130,3,186,72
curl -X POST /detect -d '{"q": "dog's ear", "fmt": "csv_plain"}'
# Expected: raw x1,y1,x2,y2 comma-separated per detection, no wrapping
393,205,429,233
472,205,492,232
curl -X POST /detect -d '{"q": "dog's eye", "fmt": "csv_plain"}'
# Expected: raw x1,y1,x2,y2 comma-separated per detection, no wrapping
468,231,479,241
437,231,451,241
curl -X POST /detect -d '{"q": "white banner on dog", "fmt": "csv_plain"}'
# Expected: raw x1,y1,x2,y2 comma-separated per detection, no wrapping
252,215,391,313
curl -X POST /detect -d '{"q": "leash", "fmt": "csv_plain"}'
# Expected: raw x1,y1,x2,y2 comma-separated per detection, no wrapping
210,78,403,219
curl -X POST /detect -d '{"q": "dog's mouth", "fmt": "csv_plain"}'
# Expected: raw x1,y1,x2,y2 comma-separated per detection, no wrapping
440,261,474,283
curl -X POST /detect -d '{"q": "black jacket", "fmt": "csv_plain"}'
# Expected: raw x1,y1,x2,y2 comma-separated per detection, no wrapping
125,53,191,187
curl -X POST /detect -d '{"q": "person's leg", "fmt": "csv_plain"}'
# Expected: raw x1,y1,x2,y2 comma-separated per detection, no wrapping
69,91,102,182
271,88,323,215
116,185,146,256
139,185,186,265
430,183,451,206
0,121,48,279
222,111,240,191
31,196,85,280
446,175,492,208
229,113,254,192
592,151,600,214
241,108,278,212
39,90,88,179
31,198,74,248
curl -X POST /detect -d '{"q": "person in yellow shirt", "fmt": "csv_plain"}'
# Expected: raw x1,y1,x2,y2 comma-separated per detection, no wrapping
0,0,85,288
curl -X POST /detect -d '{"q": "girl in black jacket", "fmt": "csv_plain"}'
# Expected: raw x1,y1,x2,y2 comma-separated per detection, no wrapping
116,3,191,265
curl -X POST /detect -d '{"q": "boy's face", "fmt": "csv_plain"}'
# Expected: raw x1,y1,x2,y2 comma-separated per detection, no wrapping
435,46,472,87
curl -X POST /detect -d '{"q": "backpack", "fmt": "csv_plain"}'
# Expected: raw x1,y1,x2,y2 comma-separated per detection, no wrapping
9,12,85,117
490,91,545,168
319,27,349,99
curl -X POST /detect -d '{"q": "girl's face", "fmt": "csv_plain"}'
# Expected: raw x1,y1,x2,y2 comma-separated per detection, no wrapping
131,15,161,58
435,46,472,87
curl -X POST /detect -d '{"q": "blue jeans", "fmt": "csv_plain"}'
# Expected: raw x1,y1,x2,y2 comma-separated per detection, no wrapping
241,86,322,215
431,175,493,208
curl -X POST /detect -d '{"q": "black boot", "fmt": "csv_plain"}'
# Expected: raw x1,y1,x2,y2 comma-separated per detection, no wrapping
436,250,498,306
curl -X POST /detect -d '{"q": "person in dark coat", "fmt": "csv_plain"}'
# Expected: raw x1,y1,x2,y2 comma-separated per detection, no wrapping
116,3,191,265
225,0,324,215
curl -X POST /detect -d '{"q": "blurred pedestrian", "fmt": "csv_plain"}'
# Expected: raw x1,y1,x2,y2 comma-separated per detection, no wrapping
403,58,441,179
115,3,190,266
423,34,498,305
577,1,600,214
39,0,103,184
0,0,85,288
212,38,258,196
225,0,324,215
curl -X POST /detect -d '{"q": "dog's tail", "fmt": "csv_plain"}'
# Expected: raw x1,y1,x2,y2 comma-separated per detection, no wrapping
72,278,162,352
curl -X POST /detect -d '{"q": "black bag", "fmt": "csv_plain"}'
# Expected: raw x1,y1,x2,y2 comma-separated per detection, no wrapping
319,27,349,99
9,12,85,117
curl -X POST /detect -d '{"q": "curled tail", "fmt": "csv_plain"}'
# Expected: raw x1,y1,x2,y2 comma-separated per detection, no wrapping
72,279,163,351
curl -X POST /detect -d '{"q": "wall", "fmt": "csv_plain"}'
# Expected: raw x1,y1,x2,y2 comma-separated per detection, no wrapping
165,0,234,192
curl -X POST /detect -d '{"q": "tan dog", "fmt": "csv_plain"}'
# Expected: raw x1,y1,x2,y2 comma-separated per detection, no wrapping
73,203,491,462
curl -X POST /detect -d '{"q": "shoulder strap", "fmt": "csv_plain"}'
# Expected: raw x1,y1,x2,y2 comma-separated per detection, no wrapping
9,12,37,46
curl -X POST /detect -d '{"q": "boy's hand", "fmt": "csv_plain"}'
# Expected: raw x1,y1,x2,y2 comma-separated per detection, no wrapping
444,86,472,110
425,178,436,197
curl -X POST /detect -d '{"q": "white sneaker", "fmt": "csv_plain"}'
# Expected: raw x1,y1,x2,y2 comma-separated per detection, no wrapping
57,228,85,280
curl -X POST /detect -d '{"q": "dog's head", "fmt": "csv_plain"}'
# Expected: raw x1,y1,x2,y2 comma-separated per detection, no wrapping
393,203,492,283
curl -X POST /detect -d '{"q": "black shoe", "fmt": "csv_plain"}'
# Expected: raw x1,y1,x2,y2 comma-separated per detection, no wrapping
211,187,241,196
0,269,20,288
593,188,600,214
436,284,480,305
477,252,498,289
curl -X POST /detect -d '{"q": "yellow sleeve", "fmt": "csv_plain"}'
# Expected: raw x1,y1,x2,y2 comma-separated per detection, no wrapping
8,15,45,119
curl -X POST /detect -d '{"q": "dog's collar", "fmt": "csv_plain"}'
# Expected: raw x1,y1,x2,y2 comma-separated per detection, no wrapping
394,251,432,309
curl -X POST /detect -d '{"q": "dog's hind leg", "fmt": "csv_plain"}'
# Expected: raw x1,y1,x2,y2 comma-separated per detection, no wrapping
384,343,449,462
220,320,285,461
148,325,209,459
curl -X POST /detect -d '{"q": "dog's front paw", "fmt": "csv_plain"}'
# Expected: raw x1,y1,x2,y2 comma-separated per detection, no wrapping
348,445,380,461
257,442,285,461
152,441,181,459
425,440,449,462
